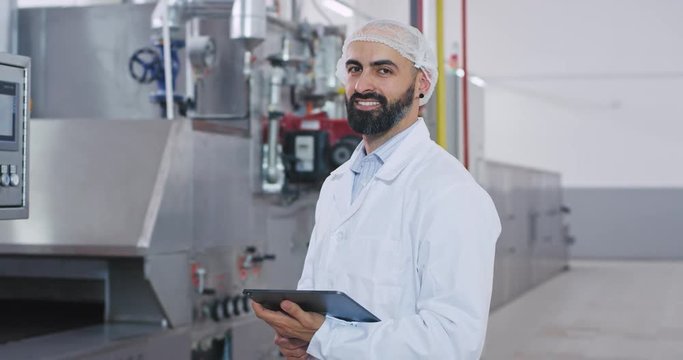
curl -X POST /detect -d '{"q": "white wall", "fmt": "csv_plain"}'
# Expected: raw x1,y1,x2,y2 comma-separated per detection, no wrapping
469,0,683,187
466,0,683,259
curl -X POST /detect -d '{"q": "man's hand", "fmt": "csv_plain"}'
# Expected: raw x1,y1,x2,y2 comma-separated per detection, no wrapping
252,300,325,342
274,334,308,360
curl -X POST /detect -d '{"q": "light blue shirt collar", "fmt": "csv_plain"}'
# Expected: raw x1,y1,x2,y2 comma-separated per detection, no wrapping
350,119,421,175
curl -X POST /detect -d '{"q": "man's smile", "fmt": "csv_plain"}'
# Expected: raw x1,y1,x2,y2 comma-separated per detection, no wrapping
354,99,382,111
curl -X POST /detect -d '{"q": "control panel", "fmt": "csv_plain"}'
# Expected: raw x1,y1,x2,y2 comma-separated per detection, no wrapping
191,246,275,325
0,53,29,220
188,246,277,359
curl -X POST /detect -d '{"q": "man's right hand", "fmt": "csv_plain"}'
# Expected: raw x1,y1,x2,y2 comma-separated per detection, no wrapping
274,334,309,360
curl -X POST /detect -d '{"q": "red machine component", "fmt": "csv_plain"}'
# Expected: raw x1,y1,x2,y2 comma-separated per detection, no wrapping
278,112,359,148
263,112,362,183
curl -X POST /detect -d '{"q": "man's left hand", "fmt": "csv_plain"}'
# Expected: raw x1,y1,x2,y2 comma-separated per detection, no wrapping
252,300,325,342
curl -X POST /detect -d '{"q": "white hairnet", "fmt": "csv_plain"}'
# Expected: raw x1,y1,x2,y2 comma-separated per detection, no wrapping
336,19,438,106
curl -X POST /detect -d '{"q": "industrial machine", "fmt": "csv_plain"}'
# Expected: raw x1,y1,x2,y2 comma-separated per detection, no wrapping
0,2,318,359
0,52,28,220
259,22,353,193
0,3,252,360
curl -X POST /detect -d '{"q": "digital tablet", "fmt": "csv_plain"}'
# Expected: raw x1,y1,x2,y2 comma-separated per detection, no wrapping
243,289,380,323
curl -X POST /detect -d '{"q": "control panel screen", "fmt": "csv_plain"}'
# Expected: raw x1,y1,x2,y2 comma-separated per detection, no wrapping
0,80,17,142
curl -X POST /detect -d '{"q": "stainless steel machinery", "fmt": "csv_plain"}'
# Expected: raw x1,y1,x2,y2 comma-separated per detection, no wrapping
0,2,325,359
0,119,196,358
0,116,313,359
0,52,29,220
480,161,570,310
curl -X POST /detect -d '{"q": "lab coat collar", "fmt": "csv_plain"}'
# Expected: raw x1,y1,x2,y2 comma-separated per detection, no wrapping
329,117,429,180
374,118,429,181
327,118,430,227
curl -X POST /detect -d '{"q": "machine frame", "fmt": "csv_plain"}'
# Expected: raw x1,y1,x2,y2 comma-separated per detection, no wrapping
0,52,29,220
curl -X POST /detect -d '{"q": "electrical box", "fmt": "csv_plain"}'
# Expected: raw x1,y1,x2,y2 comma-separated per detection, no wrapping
274,113,362,185
0,53,29,220
283,131,329,183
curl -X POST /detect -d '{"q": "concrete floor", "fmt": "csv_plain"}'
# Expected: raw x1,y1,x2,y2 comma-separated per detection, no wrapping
483,260,683,360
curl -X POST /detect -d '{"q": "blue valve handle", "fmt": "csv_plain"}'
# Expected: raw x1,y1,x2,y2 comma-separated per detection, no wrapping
129,40,186,116
128,47,161,84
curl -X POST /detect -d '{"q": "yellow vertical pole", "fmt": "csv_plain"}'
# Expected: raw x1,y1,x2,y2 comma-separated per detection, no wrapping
435,0,447,148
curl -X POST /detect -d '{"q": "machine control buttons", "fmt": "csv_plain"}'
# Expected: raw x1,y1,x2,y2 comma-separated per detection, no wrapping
195,295,257,323
210,299,224,322
0,165,18,187
222,297,233,319
9,174,20,187
232,296,241,316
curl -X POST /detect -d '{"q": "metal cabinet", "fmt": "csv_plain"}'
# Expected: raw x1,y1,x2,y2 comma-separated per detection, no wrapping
481,162,569,311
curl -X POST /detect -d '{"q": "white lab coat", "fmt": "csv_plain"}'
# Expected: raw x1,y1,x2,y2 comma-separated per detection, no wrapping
298,118,501,359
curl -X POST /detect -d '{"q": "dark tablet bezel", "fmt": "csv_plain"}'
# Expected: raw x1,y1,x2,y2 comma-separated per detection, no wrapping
243,289,381,323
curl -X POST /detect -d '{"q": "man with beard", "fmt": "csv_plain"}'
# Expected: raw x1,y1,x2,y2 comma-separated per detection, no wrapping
253,19,501,359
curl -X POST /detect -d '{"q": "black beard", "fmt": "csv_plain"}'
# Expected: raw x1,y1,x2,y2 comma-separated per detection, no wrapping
346,84,415,136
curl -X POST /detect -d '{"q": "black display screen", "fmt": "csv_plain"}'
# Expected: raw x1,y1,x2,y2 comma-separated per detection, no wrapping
0,80,17,142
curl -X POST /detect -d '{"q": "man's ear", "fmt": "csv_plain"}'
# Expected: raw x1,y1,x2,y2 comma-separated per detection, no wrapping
417,69,430,95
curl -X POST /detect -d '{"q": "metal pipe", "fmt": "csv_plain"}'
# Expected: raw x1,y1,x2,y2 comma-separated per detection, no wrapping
266,114,281,183
410,0,422,30
435,0,446,147
291,0,299,23
461,0,470,169
185,18,198,106
265,66,285,184
417,0,423,31
0,0,18,53
269,67,284,110
162,0,174,119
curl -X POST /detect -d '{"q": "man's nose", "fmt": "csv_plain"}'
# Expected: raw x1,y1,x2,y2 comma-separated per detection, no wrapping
353,71,376,94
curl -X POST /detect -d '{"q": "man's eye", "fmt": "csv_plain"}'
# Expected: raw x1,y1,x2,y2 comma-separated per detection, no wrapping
378,68,392,75
347,66,361,74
